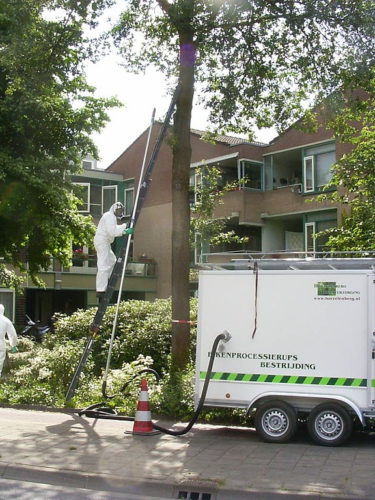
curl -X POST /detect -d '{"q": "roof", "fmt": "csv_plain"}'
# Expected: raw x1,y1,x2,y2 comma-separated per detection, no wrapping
190,127,268,147
106,122,268,172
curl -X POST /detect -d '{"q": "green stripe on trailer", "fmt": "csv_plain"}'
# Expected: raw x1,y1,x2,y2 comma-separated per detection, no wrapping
199,371,367,387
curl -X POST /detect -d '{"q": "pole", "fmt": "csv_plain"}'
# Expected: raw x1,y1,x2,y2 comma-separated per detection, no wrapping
101,108,155,397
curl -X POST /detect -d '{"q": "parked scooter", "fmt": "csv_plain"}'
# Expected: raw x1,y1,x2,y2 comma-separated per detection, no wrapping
20,315,50,343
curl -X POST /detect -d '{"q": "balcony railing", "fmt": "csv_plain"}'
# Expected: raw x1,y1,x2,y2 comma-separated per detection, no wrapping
49,256,157,277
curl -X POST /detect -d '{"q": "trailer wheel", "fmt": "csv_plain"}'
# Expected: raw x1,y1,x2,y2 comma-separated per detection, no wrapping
255,400,297,443
307,403,353,446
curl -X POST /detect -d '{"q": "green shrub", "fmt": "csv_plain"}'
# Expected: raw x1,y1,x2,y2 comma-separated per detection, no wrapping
70,354,157,412
0,298,198,412
152,361,195,420
0,338,93,406
52,298,197,374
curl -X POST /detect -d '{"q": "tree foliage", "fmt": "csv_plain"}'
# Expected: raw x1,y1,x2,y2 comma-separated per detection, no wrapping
113,0,374,134
110,0,374,367
316,75,375,251
190,166,249,253
0,0,120,284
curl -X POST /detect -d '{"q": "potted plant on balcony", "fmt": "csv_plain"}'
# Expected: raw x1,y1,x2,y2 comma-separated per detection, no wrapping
72,248,89,266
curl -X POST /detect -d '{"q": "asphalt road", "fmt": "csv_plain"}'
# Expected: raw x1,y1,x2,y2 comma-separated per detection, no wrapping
0,477,171,500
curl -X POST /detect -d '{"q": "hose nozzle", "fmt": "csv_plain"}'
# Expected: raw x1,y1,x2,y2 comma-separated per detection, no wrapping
220,330,231,343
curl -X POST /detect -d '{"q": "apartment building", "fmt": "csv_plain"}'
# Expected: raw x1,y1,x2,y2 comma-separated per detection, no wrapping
3,156,158,327
107,115,342,298
2,110,345,325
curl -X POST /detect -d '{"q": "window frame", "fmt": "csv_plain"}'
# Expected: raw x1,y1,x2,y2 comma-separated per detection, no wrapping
303,156,315,193
194,171,202,206
102,185,118,214
124,179,135,217
316,150,336,189
305,221,316,253
239,159,263,190
194,232,203,264
71,244,97,269
82,159,94,170
73,182,90,213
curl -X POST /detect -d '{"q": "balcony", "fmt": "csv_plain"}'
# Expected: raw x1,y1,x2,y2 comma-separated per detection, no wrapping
212,185,338,225
30,257,157,297
260,187,336,218
68,257,156,277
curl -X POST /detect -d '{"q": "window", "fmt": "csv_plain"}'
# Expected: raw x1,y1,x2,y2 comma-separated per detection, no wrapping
239,160,263,190
194,233,203,264
82,160,93,170
316,151,335,188
315,220,334,251
102,185,117,214
305,219,336,253
124,180,135,216
72,245,87,268
305,222,316,253
303,157,314,193
216,166,238,187
73,183,90,212
90,184,102,218
0,290,15,322
194,172,202,205
303,146,336,193
189,173,195,206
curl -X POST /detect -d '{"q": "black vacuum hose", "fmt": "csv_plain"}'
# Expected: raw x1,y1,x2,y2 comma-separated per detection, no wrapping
152,331,227,435
79,331,230,436
102,368,160,400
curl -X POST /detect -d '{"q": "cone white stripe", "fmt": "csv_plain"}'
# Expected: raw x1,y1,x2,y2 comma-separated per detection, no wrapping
135,410,151,421
139,392,149,402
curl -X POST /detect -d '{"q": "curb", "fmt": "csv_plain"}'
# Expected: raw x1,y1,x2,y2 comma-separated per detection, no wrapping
0,463,175,498
0,462,367,500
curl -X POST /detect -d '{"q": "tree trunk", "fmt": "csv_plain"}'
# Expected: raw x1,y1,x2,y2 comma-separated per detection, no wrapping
171,34,195,369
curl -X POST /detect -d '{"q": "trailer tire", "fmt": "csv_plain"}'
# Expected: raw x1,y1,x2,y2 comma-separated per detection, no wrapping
255,400,297,443
307,403,353,446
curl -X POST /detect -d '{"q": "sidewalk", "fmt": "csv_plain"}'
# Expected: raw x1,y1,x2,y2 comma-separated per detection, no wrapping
0,407,375,499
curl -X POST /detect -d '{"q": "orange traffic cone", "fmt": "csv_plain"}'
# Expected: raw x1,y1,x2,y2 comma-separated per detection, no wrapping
127,378,159,436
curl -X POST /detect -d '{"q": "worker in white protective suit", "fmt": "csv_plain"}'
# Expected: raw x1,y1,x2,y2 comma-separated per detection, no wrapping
94,202,131,299
0,303,18,376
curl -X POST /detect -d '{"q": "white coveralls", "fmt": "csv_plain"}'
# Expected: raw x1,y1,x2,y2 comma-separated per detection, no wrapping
0,304,18,376
94,203,127,292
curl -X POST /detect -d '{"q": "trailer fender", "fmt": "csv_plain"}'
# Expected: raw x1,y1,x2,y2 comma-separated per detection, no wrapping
246,391,364,426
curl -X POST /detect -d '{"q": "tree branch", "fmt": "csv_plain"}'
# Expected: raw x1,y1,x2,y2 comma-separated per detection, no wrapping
156,0,172,15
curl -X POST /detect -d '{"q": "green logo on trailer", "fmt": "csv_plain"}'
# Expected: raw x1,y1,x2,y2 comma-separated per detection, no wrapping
315,282,337,296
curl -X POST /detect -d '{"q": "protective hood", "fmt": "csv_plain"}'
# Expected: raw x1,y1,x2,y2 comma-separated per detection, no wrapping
110,203,118,214
0,304,4,316
109,202,125,220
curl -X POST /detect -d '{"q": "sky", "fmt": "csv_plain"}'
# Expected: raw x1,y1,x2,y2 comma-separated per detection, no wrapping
84,5,277,170
86,57,277,170
85,59,209,169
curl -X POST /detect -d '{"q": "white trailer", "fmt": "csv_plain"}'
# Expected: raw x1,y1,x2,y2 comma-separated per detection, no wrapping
195,258,375,446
